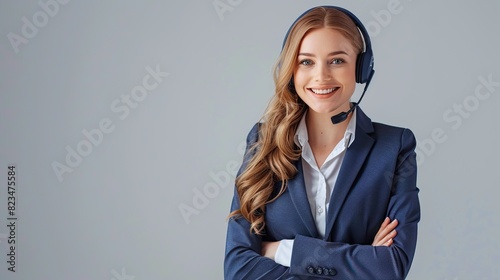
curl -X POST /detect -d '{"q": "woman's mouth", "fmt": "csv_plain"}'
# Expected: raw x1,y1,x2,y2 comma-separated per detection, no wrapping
308,87,339,95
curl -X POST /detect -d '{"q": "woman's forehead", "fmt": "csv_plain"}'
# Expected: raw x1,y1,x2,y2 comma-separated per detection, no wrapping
298,28,357,55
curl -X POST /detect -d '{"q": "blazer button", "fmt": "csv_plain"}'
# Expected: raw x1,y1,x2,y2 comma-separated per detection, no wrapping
307,266,314,274
323,268,329,275
329,269,337,276
316,267,323,275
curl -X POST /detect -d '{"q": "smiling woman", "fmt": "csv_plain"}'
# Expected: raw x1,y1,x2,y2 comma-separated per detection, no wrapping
295,28,358,116
224,6,420,280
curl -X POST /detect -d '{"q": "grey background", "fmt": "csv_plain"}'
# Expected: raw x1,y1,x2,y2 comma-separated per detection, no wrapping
0,0,499,279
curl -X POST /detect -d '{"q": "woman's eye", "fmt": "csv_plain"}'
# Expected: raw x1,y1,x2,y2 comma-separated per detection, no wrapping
331,58,344,64
299,59,313,66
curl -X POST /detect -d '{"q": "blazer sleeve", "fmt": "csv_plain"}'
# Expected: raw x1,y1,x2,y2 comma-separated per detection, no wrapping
224,123,292,280
289,128,420,280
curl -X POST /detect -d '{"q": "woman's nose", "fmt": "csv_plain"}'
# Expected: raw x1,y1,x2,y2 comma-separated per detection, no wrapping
314,63,332,81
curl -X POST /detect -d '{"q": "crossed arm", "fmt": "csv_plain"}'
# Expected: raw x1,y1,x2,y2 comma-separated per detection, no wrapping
224,189,418,280
224,125,420,279
261,217,399,260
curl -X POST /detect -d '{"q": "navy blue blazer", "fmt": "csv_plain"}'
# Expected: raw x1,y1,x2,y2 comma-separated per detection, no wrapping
224,107,420,280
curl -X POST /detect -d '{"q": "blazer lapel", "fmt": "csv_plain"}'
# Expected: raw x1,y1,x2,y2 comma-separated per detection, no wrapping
287,159,319,238
324,108,375,239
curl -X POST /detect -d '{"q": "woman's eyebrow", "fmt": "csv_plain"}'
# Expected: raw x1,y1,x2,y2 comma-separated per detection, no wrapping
298,51,349,57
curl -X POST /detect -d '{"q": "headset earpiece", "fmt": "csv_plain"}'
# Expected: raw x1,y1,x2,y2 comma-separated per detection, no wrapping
356,48,374,84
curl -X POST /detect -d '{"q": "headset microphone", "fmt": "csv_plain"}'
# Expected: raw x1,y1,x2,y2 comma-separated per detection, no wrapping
331,69,374,124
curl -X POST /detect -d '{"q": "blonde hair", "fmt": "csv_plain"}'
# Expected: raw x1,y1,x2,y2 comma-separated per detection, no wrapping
229,7,364,235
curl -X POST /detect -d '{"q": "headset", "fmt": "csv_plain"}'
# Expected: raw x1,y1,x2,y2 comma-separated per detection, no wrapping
282,6,375,124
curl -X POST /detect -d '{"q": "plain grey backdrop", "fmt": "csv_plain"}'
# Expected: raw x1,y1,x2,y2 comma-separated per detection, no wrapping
1,0,499,279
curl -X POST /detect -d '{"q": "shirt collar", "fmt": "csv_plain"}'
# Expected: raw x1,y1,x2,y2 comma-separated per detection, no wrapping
294,108,357,149
345,108,357,148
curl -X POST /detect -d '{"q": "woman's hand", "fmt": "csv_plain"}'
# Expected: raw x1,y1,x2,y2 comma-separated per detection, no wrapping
372,217,398,246
261,241,280,260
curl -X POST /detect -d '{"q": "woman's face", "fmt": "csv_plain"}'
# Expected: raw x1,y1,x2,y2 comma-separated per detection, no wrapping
293,28,358,116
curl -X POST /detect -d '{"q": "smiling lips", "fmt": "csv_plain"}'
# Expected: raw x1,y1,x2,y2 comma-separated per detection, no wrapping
309,87,339,95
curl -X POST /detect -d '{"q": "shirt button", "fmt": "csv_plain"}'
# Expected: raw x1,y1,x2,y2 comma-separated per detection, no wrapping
317,206,323,214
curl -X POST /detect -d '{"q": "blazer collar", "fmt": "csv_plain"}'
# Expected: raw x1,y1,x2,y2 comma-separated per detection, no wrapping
324,106,375,239
287,159,320,238
353,105,375,134
286,106,375,239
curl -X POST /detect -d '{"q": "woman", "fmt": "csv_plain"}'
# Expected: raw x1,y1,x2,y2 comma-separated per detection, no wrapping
224,6,420,280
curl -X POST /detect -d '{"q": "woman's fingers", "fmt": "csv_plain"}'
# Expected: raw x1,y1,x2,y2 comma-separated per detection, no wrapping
375,228,397,246
372,218,398,246
373,217,390,242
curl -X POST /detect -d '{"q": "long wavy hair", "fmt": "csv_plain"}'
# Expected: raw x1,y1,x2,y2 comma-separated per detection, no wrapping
229,7,364,235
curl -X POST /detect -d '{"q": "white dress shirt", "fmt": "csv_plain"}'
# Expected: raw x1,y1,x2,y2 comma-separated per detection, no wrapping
274,109,357,267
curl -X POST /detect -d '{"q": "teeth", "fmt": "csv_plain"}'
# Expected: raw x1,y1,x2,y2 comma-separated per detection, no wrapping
311,88,337,94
